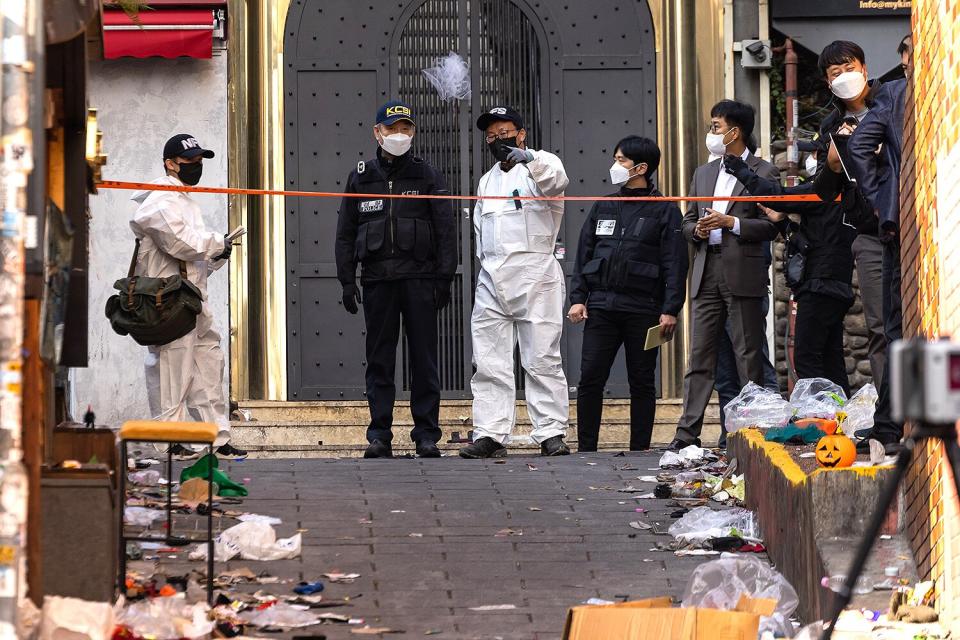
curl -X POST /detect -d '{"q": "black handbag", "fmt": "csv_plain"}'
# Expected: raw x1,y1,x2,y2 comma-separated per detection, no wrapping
104,239,203,346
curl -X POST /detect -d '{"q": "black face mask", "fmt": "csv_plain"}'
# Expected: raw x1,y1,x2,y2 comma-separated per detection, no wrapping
176,160,203,186
487,136,518,163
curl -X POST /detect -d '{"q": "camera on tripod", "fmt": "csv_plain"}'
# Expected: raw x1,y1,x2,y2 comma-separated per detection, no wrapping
890,338,960,423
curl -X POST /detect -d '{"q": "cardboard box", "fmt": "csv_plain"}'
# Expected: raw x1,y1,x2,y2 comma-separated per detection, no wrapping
562,596,775,640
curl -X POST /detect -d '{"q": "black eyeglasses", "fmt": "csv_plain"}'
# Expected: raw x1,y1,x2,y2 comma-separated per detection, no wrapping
484,130,519,143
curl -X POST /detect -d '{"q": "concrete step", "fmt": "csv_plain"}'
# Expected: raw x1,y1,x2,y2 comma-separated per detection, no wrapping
230,399,722,458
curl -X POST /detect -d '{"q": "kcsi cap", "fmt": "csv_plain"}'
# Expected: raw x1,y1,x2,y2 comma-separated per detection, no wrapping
377,100,416,126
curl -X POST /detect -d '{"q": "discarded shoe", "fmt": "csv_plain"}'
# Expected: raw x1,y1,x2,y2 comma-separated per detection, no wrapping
459,437,507,459
168,444,199,461
540,435,570,456
364,440,393,459
217,443,248,458
415,440,441,458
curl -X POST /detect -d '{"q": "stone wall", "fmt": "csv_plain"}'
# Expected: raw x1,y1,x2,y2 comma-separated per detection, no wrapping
771,237,874,393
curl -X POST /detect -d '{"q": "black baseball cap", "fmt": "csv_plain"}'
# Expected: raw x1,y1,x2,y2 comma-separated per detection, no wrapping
163,134,215,160
476,106,524,131
376,100,416,126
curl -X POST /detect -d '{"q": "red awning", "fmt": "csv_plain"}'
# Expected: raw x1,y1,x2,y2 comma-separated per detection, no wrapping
102,9,215,59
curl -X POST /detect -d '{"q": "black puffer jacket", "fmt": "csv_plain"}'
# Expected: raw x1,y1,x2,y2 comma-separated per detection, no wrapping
335,148,456,285
570,185,688,316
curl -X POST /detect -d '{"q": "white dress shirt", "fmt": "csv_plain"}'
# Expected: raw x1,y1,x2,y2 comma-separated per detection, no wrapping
708,148,749,245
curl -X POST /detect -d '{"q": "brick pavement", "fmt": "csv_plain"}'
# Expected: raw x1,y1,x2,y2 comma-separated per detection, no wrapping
149,452,744,639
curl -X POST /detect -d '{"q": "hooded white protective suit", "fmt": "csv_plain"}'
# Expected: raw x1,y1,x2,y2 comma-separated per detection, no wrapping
130,175,230,445
471,150,570,444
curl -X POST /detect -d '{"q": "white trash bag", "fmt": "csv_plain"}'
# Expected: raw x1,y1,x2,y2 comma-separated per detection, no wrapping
723,382,792,432
422,52,471,102
667,506,758,543
789,377,847,420
189,520,301,562
682,555,799,637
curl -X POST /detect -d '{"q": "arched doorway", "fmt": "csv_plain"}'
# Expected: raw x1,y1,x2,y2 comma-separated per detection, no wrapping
283,0,658,401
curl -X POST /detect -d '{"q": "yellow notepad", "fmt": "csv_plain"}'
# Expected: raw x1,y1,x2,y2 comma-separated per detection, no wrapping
644,324,673,350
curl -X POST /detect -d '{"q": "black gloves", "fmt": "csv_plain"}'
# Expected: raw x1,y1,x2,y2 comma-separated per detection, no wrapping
214,235,233,261
434,279,452,310
342,284,361,314
722,153,749,178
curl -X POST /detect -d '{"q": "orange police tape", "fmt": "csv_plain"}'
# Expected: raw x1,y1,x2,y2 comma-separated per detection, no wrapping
96,180,831,203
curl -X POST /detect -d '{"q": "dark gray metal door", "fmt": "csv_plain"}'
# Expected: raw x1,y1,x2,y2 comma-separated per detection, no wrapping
284,0,658,401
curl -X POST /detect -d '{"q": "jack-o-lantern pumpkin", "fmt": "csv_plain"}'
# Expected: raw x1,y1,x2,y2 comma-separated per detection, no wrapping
796,417,838,435
815,434,857,468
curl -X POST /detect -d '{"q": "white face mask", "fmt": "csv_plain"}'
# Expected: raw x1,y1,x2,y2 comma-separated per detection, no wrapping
830,71,867,101
705,128,736,157
804,154,819,175
379,132,413,156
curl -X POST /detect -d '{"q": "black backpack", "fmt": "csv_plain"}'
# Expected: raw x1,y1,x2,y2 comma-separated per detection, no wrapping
105,239,203,346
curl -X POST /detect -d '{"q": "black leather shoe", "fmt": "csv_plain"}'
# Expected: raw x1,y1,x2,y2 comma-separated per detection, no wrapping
364,439,393,459
856,437,900,454
540,435,571,456
853,427,874,440
416,440,441,458
216,443,248,458
459,437,507,459
664,437,701,452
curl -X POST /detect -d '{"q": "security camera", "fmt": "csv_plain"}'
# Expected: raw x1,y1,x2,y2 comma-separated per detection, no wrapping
745,40,767,62
741,39,772,69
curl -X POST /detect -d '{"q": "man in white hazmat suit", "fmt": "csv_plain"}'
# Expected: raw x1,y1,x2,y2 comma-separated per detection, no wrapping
459,106,572,459
130,134,244,460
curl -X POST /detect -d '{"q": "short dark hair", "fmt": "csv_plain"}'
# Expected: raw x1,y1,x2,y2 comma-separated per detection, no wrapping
710,100,755,142
818,40,866,77
614,135,660,177
897,34,912,56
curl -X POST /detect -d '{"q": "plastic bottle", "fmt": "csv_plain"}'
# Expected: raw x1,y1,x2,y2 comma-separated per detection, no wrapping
821,574,874,595
873,566,901,590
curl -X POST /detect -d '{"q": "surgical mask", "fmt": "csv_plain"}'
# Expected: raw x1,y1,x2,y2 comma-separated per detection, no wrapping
176,160,203,186
705,128,736,157
379,132,412,156
804,154,819,175
830,71,867,100
488,136,518,163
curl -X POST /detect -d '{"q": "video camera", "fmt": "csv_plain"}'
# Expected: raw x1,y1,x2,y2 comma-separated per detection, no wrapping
890,339,960,424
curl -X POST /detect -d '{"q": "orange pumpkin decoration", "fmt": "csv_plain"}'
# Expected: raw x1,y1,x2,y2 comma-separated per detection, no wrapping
815,434,857,468
796,417,838,435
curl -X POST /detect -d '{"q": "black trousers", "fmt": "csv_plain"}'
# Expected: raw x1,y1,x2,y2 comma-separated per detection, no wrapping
362,279,442,445
793,292,853,396
872,237,904,442
576,309,660,451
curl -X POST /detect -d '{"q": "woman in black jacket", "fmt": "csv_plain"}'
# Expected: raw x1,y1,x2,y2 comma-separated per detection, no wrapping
568,136,688,451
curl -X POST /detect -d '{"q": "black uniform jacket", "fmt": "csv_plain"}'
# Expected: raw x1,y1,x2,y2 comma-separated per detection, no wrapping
570,185,688,317
335,148,457,286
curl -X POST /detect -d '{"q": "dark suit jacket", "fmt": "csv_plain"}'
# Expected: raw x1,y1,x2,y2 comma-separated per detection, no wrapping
682,154,780,298
849,79,905,234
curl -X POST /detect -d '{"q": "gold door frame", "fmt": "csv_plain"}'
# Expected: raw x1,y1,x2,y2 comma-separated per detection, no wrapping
227,0,724,401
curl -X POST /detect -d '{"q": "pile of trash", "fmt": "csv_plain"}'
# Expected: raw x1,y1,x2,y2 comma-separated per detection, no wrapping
655,446,745,505
723,377,878,434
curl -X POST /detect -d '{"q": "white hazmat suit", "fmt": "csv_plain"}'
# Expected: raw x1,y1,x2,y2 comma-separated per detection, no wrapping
130,175,230,445
471,150,570,444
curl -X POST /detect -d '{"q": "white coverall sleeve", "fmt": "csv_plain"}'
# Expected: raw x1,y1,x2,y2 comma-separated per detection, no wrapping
132,199,225,263
473,200,483,259
525,150,569,196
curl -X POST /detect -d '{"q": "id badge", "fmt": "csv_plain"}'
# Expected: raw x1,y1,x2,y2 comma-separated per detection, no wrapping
596,219,616,236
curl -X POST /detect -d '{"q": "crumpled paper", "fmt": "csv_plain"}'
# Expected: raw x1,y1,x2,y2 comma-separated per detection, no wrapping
40,596,115,640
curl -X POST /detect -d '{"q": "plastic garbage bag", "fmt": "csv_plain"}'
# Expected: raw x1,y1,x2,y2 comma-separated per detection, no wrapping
789,377,847,420
180,454,248,497
129,470,161,486
723,382,792,432
40,596,114,640
658,445,718,469
667,506,759,542
421,52,471,102
241,602,320,629
124,507,165,527
682,555,799,637
189,520,302,562
114,596,213,639
844,383,878,431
